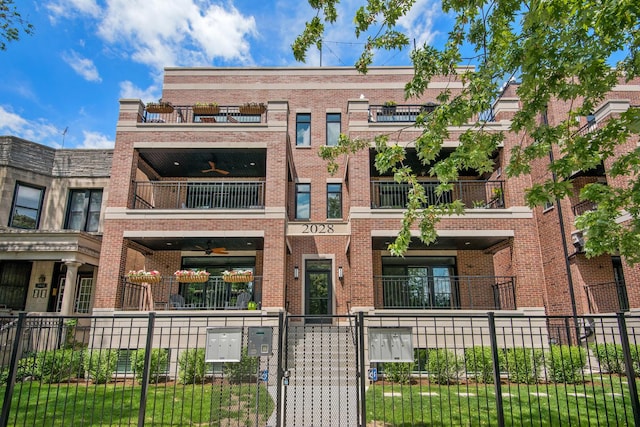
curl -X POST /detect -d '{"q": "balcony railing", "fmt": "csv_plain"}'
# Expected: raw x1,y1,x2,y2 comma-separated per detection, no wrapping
143,105,266,124
371,180,504,209
121,275,262,311
373,275,516,310
133,181,265,210
369,103,438,123
572,199,597,216
585,281,629,313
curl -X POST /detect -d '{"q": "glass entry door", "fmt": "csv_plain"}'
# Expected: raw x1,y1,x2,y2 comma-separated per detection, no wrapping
305,260,333,322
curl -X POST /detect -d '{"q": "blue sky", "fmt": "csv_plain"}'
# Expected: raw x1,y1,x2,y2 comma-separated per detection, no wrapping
0,0,446,149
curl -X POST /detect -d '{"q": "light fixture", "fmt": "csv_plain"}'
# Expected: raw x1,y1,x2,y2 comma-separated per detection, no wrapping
38,274,46,283
294,266,299,280
338,266,343,280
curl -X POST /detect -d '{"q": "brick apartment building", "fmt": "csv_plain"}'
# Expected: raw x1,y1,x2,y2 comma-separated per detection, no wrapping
2,67,638,320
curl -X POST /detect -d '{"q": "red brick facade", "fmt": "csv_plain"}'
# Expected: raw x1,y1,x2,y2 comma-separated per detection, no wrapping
94,67,640,317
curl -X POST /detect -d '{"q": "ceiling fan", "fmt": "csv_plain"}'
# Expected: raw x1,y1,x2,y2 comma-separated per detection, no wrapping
196,241,228,255
201,161,229,175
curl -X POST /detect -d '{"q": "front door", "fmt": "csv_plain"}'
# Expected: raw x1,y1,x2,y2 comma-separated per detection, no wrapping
304,260,332,322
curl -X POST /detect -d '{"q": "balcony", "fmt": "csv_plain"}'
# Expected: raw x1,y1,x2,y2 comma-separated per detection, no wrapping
373,275,516,310
369,103,438,123
585,281,629,313
371,180,504,209
143,105,267,124
133,181,265,210
121,275,262,311
572,200,597,216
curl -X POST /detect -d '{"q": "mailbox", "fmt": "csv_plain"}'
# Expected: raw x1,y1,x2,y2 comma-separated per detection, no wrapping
205,327,243,362
368,327,413,362
247,327,273,357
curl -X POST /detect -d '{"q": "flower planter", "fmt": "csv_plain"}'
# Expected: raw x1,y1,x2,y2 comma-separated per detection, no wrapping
146,103,174,114
239,103,266,115
127,275,162,285
193,105,220,115
175,274,210,283
223,273,254,283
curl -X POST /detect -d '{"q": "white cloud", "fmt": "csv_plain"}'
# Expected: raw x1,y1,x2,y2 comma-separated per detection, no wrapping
119,80,161,104
62,50,102,82
397,0,440,47
79,130,115,148
0,106,63,147
94,0,257,70
46,0,101,22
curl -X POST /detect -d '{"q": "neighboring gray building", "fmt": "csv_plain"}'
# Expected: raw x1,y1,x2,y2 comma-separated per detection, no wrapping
0,136,112,314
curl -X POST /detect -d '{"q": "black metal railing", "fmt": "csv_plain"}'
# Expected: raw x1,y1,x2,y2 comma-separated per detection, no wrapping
133,180,265,210
585,281,629,313
120,275,263,311
371,180,505,209
572,199,597,216
373,275,515,310
369,103,438,123
142,104,267,124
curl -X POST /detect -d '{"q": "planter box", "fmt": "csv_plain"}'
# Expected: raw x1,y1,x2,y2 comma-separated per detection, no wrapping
127,275,162,285
223,273,254,283
175,275,209,283
239,104,266,115
193,105,220,115
146,104,174,114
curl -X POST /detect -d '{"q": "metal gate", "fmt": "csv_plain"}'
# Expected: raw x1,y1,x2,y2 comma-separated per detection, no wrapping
282,315,362,426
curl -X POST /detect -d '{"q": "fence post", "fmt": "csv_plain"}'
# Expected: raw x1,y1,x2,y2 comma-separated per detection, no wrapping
276,311,284,427
358,311,366,427
487,312,505,427
137,312,156,427
616,312,640,425
0,312,26,427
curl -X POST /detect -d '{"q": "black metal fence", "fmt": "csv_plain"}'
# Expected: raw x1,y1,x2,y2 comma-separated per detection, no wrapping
1,311,640,426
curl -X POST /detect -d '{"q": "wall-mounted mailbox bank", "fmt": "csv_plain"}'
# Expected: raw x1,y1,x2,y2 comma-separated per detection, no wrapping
205,327,242,362
368,327,414,363
247,327,273,357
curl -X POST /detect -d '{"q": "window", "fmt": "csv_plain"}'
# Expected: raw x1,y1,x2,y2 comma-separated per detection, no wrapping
65,189,103,232
9,183,44,229
326,113,341,146
0,261,31,310
74,277,94,313
296,183,311,219
296,113,311,146
327,183,342,219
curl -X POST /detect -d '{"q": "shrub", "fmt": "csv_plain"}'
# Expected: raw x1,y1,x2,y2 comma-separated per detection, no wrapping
83,349,118,384
427,349,463,384
131,349,169,384
224,348,258,383
505,348,542,384
630,345,640,376
414,349,428,372
546,345,586,383
178,348,206,384
591,343,625,374
383,362,414,384
34,349,83,383
464,346,504,383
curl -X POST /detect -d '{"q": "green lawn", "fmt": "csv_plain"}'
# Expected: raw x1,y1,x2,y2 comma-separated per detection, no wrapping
1,381,274,426
365,379,638,426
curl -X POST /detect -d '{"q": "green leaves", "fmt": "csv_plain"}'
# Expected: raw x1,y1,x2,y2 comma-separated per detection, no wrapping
296,0,640,261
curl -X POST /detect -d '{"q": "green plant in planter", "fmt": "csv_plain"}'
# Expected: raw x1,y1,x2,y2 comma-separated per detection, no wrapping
382,100,397,114
247,301,258,310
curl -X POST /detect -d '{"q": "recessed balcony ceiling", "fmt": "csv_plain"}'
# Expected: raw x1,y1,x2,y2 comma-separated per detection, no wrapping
138,148,266,178
372,236,508,251
127,236,264,252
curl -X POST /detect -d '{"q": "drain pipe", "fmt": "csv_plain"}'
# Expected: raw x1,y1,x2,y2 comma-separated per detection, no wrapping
543,109,580,344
